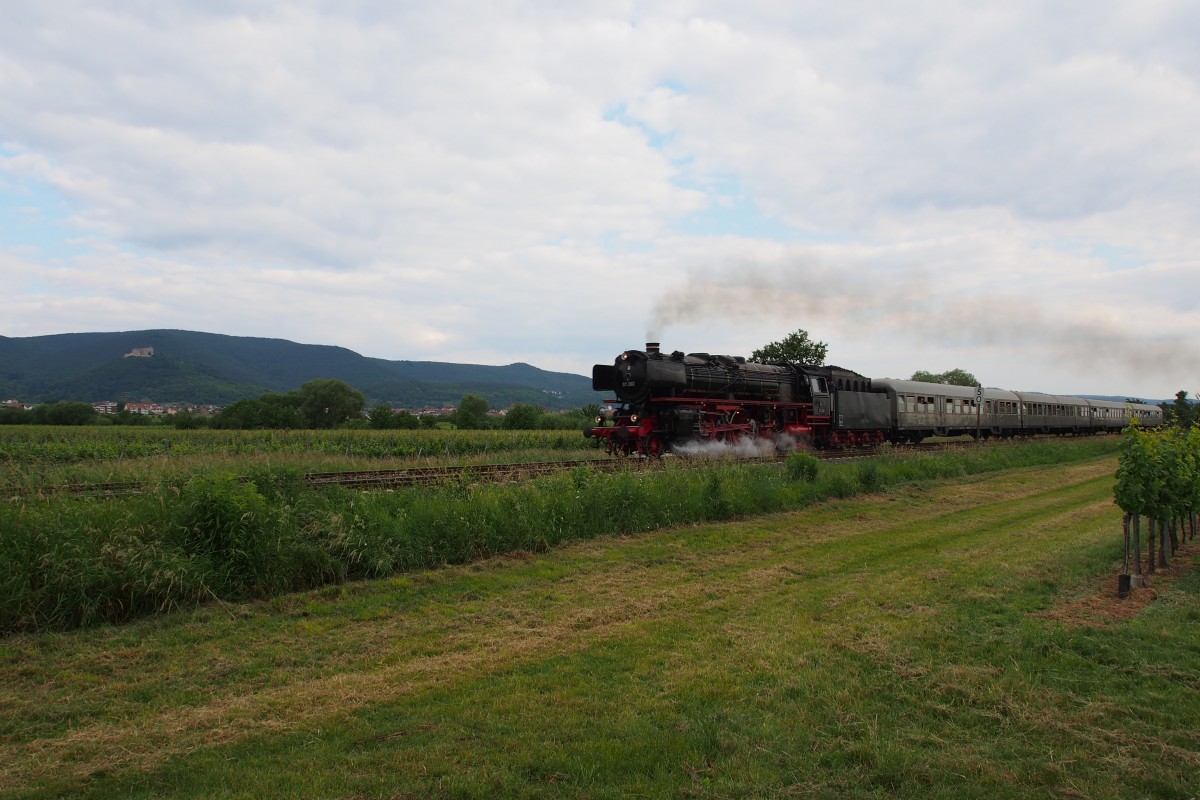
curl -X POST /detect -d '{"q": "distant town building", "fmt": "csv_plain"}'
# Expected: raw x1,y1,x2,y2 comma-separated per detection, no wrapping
94,401,118,415
123,347,154,358
124,402,165,415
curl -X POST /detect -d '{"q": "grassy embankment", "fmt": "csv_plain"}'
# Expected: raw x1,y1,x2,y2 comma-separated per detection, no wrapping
4,439,1118,633
2,442,1198,798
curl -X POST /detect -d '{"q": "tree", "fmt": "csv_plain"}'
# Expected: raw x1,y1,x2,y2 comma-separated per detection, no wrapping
911,368,979,387
749,329,828,366
369,405,421,430
503,403,543,430
454,394,490,429
30,402,98,426
297,379,365,429
1171,390,1194,429
369,405,396,429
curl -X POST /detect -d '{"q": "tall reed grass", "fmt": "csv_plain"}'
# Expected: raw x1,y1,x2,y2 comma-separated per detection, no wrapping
0,438,1120,634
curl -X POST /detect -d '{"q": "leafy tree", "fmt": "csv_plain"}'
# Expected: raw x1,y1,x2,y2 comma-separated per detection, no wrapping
369,405,396,429
0,406,31,425
454,394,490,430
910,368,979,387
1171,390,1194,429
110,409,153,426
171,409,206,429
214,394,302,429
29,401,98,425
297,379,365,429
503,403,543,430
369,405,421,430
749,330,828,366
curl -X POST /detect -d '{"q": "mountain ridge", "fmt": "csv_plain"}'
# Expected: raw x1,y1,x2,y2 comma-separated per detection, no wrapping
0,329,594,409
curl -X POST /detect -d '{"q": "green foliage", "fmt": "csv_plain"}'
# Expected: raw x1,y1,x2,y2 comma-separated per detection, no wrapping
1115,421,1200,521
0,406,31,425
910,368,979,387
297,379,366,429
1170,390,1195,429
786,452,821,482
0,438,1124,633
857,461,883,492
367,405,419,430
454,393,491,429
170,408,208,429
214,393,303,429
503,403,543,430
27,402,99,425
0,427,596,473
749,329,828,366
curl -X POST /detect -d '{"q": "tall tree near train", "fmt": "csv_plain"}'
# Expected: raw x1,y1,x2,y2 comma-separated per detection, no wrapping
1171,390,1194,429
748,329,828,366
910,368,979,387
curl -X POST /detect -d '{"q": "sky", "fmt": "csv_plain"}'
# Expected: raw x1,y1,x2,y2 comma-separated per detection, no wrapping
2,1,1198,400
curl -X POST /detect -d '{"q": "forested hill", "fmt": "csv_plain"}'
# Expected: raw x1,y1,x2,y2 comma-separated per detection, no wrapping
0,330,594,409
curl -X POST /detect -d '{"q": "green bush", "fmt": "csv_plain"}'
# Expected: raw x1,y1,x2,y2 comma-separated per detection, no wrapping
786,452,821,482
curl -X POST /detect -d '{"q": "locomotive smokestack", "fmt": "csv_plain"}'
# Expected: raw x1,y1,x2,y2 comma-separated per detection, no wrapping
645,342,660,354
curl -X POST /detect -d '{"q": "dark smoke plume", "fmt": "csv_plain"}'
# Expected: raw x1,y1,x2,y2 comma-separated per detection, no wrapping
649,260,1200,380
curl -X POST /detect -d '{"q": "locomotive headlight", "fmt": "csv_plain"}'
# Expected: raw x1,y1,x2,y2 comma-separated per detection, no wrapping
595,415,603,425
630,414,638,423
621,352,629,361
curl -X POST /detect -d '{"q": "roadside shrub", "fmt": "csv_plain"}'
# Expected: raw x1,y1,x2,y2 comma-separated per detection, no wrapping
171,474,278,595
858,462,882,492
824,470,860,499
786,452,821,482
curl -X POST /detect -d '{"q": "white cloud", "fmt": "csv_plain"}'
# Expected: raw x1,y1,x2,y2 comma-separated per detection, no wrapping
1,1,1198,399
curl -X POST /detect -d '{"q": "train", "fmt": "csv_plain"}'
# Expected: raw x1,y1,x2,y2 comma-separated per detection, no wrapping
584,342,1163,456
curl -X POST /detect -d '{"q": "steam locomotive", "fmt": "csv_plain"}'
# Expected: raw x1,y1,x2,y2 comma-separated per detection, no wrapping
584,342,1163,456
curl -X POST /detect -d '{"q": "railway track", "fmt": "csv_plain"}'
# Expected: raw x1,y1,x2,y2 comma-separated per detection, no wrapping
10,440,973,498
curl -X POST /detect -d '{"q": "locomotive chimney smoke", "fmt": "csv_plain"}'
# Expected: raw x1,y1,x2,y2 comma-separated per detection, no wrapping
645,342,660,354
646,256,1200,384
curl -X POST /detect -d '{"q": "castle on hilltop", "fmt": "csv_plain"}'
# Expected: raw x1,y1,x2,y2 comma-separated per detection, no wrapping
123,347,154,358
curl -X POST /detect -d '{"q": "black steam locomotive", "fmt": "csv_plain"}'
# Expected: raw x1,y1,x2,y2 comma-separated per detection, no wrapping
585,342,1163,456
586,342,890,455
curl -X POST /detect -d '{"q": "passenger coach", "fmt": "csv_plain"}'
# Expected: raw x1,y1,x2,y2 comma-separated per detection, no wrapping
870,379,1162,444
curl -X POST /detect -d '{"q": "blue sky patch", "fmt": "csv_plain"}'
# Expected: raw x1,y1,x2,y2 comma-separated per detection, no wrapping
0,169,87,261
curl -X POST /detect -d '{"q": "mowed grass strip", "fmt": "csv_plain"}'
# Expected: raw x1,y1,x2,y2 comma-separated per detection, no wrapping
2,456,1198,799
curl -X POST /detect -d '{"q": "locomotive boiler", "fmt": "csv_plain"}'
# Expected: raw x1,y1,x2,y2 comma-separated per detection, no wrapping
586,343,890,456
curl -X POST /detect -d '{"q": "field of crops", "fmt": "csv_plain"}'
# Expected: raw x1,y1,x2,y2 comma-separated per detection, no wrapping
0,425,595,464
0,425,601,489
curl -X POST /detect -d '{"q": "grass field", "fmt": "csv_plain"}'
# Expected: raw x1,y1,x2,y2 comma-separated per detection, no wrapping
2,452,1198,798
